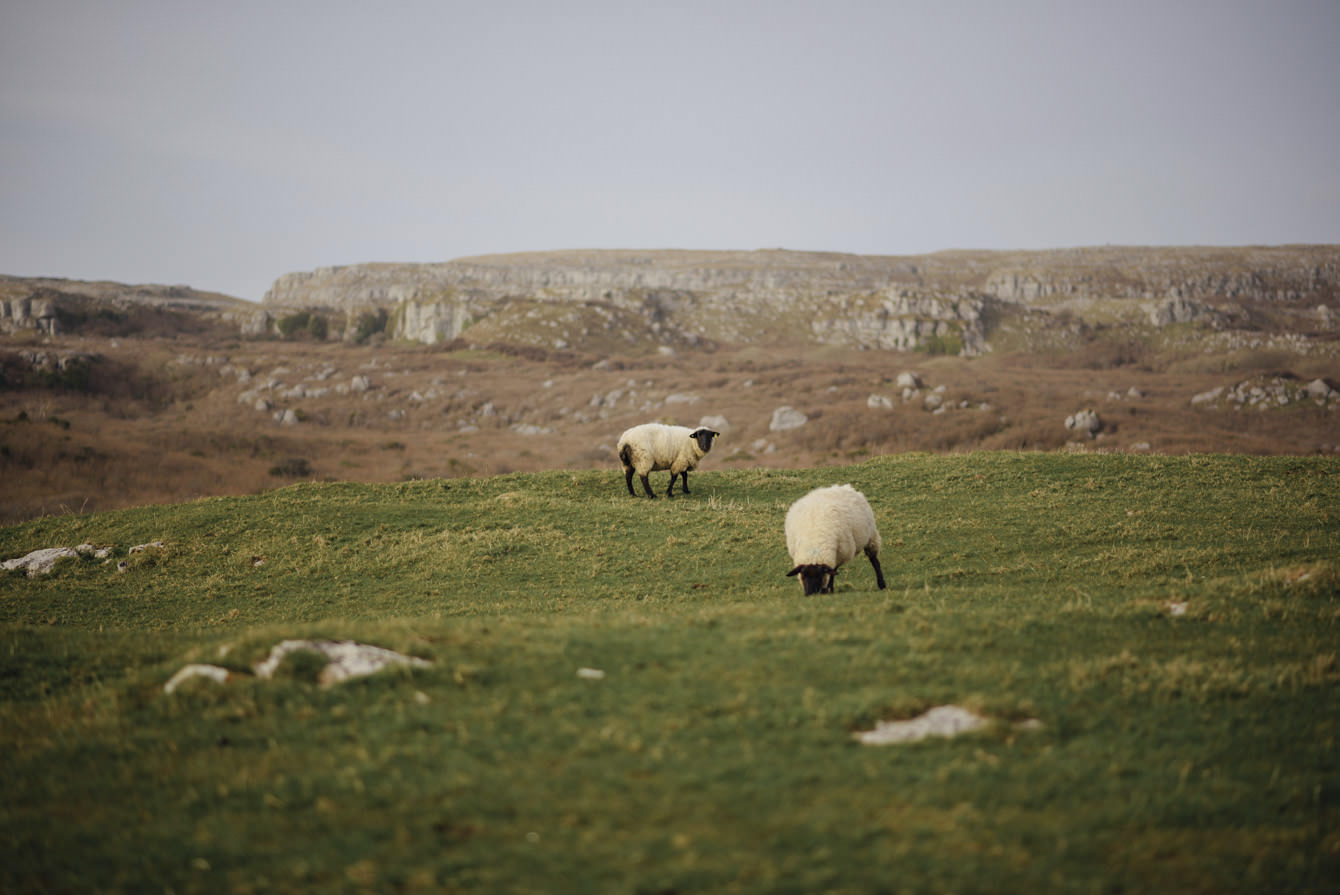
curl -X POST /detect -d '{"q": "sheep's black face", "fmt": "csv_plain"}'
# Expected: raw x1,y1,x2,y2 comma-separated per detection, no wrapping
691,428,720,453
787,564,833,596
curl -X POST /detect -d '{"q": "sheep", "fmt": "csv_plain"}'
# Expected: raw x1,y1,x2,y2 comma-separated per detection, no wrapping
784,484,887,595
617,423,720,498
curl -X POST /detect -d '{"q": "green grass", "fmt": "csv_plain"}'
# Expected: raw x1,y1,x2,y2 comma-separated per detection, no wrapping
2,453,1337,894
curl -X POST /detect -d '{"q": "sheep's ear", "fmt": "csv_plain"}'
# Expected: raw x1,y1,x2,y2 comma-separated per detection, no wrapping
786,566,802,577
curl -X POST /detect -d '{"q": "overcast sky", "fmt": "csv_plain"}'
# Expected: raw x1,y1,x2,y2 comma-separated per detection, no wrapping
2,1,1338,303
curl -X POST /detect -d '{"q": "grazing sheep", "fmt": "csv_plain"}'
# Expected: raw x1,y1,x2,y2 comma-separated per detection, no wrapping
617,423,720,498
785,484,887,595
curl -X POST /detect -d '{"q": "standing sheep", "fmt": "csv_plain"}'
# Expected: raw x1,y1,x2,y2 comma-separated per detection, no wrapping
784,484,887,595
617,423,720,498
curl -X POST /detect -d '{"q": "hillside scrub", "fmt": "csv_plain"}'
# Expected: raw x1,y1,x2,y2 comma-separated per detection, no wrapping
2,453,1337,893
4,334,1338,525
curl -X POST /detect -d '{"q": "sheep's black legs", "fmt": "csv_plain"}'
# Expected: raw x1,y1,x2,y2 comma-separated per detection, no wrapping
624,468,637,496
638,473,657,499
680,471,690,495
666,471,689,497
825,569,836,593
867,548,887,590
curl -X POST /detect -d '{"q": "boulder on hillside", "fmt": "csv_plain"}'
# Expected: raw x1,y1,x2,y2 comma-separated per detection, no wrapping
164,639,433,693
769,406,808,432
1305,378,1337,401
1065,409,1102,438
1148,295,1224,328
699,414,730,435
896,371,922,389
3,543,112,577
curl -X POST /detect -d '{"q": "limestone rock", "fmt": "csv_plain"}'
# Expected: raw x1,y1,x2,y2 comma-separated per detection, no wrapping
1148,295,1224,328
854,705,988,744
163,664,232,693
394,299,473,343
1191,375,1338,410
3,546,80,577
1065,409,1102,438
1191,386,1225,406
1305,378,1337,400
239,310,271,338
164,640,432,693
698,414,730,435
3,543,112,577
769,406,808,431
250,246,1340,354
253,639,431,687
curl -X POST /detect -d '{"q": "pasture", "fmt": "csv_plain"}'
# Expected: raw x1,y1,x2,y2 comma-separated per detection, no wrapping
2,452,1337,893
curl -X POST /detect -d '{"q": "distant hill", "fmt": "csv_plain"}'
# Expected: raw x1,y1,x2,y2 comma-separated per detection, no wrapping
5,246,1337,354
0,275,261,338
257,246,1340,355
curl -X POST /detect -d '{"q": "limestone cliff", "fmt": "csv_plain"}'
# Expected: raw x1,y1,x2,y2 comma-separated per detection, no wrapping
0,275,259,337
259,246,1340,355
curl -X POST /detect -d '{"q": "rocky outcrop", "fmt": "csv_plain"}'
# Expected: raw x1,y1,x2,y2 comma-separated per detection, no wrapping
1148,295,1226,328
980,245,1340,305
259,246,1340,356
164,639,432,693
809,291,989,354
394,299,475,344
260,251,1000,354
0,276,253,337
1190,375,1339,410
0,295,60,334
769,406,808,431
8,246,1337,355
1065,409,1103,439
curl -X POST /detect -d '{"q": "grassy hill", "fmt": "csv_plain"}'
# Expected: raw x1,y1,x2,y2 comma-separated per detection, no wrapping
2,453,1337,893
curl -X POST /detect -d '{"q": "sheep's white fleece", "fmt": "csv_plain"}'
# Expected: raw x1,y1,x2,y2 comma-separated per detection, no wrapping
785,484,881,570
617,423,710,476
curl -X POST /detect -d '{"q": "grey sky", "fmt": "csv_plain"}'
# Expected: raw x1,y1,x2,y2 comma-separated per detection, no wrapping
2,1,1338,303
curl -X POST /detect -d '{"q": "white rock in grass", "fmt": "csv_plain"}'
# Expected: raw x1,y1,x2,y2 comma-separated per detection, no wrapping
854,705,988,744
164,664,232,693
253,639,431,686
576,667,606,680
3,547,80,577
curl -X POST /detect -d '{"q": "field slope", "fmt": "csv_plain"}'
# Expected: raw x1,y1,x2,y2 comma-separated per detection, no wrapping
2,453,1338,893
